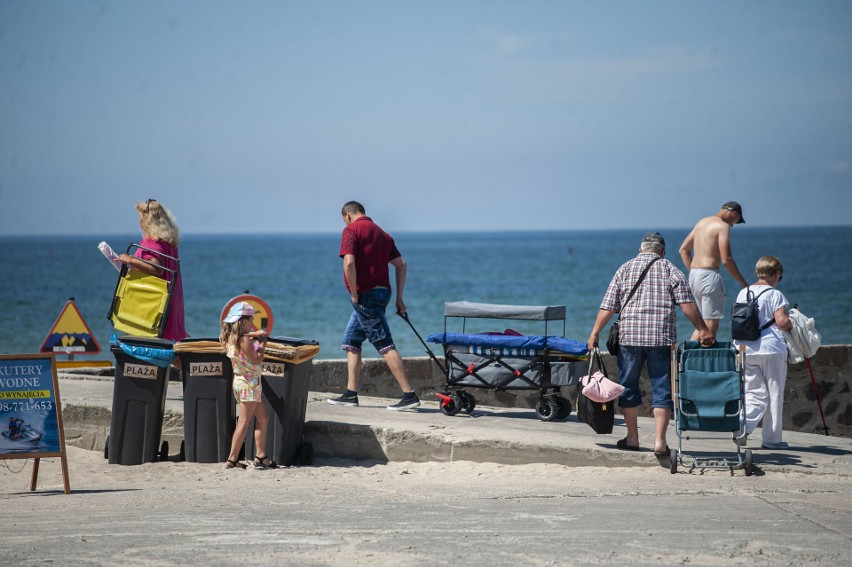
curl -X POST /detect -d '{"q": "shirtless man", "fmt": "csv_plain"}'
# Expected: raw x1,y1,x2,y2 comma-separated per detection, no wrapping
679,201,749,338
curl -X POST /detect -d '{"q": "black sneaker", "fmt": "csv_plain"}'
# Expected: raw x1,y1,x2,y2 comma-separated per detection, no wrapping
327,392,359,406
387,393,420,411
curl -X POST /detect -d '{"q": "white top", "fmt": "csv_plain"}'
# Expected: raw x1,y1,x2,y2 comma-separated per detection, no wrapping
732,285,790,355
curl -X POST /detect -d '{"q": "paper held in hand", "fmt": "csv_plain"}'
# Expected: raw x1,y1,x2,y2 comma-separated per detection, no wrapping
98,241,123,271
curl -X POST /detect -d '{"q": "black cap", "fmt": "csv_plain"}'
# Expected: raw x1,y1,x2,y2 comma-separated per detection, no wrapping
641,231,666,247
722,201,745,224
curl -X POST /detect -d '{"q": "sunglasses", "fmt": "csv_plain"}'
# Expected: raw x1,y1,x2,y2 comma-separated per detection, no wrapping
145,199,157,213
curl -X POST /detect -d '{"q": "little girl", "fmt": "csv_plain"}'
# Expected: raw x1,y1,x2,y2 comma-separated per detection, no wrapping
220,301,277,469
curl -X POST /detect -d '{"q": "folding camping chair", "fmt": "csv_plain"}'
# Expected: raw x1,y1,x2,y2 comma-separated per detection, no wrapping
107,243,178,338
669,341,753,476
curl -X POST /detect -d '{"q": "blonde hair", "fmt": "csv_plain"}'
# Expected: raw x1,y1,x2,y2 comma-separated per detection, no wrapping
755,256,783,279
219,316,252,353
136,200,180,246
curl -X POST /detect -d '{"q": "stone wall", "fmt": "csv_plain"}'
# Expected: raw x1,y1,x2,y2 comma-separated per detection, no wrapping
311,345,852,439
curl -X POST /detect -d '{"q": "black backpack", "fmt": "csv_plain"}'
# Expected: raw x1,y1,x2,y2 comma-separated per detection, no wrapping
731,287,774,341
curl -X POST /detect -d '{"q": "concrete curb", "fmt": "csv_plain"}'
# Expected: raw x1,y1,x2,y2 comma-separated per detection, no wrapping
54,374,852,476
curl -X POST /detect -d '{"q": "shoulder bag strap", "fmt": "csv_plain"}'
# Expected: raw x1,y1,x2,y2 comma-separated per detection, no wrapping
618,256,660,316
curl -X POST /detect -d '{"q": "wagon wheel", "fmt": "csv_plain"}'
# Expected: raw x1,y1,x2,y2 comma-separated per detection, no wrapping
159,441,169,462
104,435,109,460
179,440,186,462
555,397,572,419
534,398,559,421
744,449,753,477
669,448,678,474
440,393,462,416
459,391,477,414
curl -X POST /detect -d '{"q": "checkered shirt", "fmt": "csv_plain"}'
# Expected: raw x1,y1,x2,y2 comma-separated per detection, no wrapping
600,253,694,347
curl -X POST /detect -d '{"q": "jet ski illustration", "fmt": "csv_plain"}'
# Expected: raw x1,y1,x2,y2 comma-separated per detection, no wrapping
3,417,43,443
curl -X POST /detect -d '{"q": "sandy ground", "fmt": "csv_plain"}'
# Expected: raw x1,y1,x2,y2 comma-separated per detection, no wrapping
2,446,851,566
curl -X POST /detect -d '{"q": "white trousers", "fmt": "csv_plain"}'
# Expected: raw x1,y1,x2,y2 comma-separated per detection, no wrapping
743,352,788,444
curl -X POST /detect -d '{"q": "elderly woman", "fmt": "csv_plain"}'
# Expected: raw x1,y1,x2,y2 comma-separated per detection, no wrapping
117,199,187,342
733,256,792,449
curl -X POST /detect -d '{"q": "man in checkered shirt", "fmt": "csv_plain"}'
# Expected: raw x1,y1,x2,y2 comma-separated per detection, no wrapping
587,232,714,456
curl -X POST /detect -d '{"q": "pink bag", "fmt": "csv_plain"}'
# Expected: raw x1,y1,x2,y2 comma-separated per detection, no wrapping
580,350,625,403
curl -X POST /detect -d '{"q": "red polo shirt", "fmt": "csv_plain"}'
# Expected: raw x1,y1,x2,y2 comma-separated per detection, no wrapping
339,216,401,293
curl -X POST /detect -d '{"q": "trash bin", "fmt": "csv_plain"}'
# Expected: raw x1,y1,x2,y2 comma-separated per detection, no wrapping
107,336,175,465
177,338,235,463
245,337,318,467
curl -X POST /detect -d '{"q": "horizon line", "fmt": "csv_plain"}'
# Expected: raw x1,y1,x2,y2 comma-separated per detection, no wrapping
2,224,851,239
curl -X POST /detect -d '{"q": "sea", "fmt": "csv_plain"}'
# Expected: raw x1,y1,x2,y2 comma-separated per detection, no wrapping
1,227,850,364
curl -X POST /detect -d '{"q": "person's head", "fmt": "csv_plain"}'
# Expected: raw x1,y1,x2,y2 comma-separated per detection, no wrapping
755,255,783,285
341,201,366,226
135,199,180,245
719,201,746,226
640,232,666,255
219,302,255,348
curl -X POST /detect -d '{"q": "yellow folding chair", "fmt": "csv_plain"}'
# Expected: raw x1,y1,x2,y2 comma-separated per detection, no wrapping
107,244,178,338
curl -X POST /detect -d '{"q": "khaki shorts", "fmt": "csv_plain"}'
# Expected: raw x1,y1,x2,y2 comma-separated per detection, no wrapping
689,268,726,320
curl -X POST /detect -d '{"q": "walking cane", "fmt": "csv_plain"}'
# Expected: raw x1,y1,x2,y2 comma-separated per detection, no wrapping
804,357,830,436
792,304,830,436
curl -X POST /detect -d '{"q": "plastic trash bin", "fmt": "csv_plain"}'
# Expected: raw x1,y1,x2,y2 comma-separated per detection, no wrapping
107,336,175,465
177,338,235,463
245,337,318,467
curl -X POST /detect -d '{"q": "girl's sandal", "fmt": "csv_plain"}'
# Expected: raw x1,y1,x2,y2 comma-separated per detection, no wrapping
226,459,246,469
254,455,278,469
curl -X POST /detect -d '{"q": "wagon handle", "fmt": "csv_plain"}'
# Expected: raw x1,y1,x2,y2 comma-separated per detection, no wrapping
397,311,446,374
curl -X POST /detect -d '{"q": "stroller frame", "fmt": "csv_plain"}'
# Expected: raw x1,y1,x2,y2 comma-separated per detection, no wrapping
107,243,179,339
408,302,585,422
669,341,753,476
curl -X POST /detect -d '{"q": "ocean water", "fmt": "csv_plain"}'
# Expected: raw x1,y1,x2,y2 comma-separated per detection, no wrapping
1,227,850,363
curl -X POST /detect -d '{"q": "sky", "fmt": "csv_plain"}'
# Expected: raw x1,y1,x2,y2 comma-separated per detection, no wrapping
1,1,851,236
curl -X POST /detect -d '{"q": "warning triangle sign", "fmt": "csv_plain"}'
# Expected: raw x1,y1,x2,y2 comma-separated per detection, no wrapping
40,299,102,354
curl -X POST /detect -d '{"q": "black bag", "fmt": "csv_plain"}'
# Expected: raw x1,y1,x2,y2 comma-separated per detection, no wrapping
605,257,660,356
605,321,620,356
576,349,616,434
731,287,773,341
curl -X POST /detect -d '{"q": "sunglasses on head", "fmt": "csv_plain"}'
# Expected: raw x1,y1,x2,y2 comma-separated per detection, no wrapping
145,199,157,213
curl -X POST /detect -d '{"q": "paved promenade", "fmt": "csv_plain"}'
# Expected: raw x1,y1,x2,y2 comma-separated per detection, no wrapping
54,374,852,473
1,374,851,566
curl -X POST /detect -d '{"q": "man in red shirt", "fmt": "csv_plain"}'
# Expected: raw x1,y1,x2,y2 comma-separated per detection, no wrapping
327,201,421,411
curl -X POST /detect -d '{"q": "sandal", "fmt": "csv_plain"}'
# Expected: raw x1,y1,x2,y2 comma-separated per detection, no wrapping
226,459,246,469
654,447,671,458
616,438,640,451
254,455,278,469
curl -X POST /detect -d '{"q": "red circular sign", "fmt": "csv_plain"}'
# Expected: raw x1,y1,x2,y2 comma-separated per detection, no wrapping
221,294,275,334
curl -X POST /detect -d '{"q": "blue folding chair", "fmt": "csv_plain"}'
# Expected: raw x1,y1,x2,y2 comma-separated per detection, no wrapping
670,341,753,475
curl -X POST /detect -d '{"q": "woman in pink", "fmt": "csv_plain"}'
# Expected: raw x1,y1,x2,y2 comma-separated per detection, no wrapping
117,199,187,341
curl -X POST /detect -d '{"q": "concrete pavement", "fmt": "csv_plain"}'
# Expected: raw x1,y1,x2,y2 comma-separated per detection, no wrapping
55,373,852,475
2,372,851,567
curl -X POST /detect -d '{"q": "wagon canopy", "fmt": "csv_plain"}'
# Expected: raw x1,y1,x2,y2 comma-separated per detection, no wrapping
443,301,566,321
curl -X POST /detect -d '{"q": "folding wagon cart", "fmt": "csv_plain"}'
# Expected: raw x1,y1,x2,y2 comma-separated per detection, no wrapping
410,301,588,421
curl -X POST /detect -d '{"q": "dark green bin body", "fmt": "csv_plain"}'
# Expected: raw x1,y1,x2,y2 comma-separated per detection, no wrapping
108,337,174,465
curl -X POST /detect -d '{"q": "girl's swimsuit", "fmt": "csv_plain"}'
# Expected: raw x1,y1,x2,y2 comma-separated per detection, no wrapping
227,343,263,403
